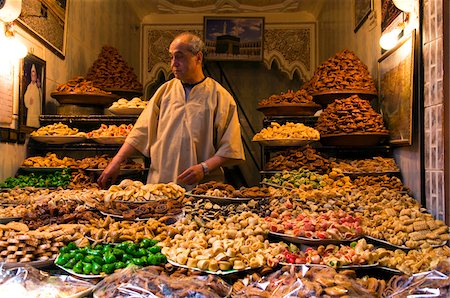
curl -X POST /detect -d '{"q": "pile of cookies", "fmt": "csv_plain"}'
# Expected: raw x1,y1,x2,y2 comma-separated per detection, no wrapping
31,123,86,137
315,95,388,135
54,76,111,94
86,46,142,91
265,146,333,173
110,97,148,109
308,49,377,93
258,89,314,106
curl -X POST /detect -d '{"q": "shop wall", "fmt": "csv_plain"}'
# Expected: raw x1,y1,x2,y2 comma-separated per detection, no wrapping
141,13,317,184
423,0,445,221
0,0,140,182
317,0,422,202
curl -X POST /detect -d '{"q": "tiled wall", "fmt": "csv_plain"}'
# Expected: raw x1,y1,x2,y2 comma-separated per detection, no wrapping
423,0,445,220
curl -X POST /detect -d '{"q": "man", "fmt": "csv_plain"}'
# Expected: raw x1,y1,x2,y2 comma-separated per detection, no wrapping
24,64,41,128
98,32,245,189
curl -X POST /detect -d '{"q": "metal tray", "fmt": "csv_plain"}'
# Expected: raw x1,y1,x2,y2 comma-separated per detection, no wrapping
167,259,253,275
269,231,361,245
185,191,254,204
253,138,318,147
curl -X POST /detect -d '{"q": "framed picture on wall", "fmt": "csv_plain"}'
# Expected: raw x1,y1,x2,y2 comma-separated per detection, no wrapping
19,54,46,131
204,16,264,61
17,0,68,59
354,0,372,33
381,0,402,32
378,30,415,146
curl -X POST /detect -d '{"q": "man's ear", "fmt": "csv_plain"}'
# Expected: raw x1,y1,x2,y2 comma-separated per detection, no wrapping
197,51,203,64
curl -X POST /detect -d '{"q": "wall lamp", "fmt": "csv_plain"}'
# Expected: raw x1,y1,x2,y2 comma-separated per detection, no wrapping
0,0,27,61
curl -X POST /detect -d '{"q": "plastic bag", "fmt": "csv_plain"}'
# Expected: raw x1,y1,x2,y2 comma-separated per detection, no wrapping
0,263,95,297
384,260,450,298
94,265,232,298
233,265,379,297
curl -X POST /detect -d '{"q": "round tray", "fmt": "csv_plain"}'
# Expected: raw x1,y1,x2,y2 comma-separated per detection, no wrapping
269,231,361,245
167,259,252,275
256,103,321,116
0,216,22,224
19,166,70,173
253,138,318,147
50,92,119,106
90,136,127,145
320,133,389,147
84,168,146,176
31,135,86,145
311,89,378,107
108,107,145,115
185,191,256,204
3,258,55,269
56,263,105,279
104,89,143,99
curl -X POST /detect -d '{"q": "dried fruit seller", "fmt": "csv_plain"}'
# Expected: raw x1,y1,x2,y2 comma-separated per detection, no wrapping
98,32,245,189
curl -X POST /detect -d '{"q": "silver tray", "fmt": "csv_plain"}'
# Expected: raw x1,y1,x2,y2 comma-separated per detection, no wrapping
56,263,105,279
84,168,147,176
31,135,86,145
0,217,22,224
89,136,126,145
185,191,256,203
364,235,447,251
342,171,401,177
378,266,402,275
253,138,318,147
19,166,70,173
269,232,362,246
269,231,361,245
167,259,253,275
280,262,378,270
3,258,55,269
260,181,294,190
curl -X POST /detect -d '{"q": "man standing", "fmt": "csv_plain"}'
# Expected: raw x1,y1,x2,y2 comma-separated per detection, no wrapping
98,32,245,189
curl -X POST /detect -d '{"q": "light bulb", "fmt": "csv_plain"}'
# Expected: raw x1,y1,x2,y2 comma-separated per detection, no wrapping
392,0,414,13
0,0,22,22
379,28,402,50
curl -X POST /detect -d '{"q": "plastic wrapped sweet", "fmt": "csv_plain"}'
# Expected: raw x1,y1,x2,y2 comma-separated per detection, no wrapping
383,259,450,297
0,264,95,297
234,265,382,297
94,265,232,298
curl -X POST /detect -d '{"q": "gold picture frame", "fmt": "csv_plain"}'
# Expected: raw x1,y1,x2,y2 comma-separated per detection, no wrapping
17,0,68,59
378,30,415,145
354,0,372,33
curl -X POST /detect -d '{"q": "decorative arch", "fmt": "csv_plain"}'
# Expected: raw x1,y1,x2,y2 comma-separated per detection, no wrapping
264,50,310,82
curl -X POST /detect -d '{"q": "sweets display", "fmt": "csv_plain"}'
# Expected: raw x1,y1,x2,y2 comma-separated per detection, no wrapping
87,124,133,137
253,122,320,140
264,146,333,173
315,95,388,135
31,123,86,137
54,76,112,94
86,46,143,91
308,49,377,93
258,89,314,105
110,97,148,109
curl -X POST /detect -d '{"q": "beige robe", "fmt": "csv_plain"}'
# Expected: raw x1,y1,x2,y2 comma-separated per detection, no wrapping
125,78,245,187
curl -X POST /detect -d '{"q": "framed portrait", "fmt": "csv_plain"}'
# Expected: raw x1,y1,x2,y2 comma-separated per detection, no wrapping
204,16,264,61
354,0,372,33
19,54,46,131
17,0,68,59
381,0,402,32
378,30,415,145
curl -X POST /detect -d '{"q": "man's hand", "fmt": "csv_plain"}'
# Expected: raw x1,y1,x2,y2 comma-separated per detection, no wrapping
177,164,204,185
97,160,121,189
